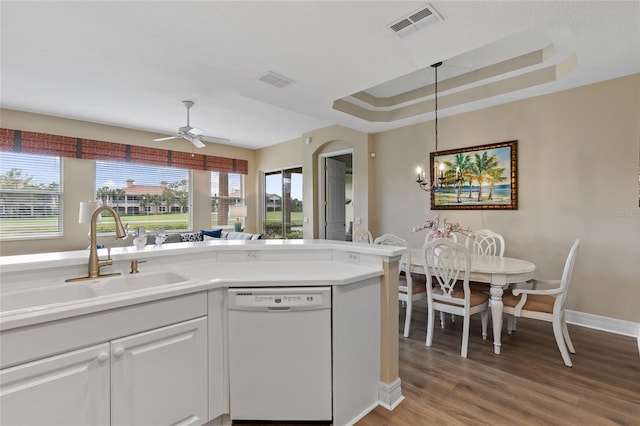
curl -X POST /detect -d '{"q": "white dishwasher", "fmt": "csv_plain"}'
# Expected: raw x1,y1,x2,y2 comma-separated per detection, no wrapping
227,286,332,422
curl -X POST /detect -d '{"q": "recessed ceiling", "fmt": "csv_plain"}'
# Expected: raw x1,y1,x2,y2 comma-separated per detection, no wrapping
1,1,639,150
333,27,579,123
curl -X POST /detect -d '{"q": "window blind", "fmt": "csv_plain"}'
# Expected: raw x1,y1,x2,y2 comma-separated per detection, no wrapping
95,160,191,233
0,151,62,239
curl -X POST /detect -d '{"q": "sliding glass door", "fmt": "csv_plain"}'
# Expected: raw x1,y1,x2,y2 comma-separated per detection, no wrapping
263,167,302,239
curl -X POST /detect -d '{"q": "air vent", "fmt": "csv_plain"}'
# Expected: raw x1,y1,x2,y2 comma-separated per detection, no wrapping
388,3,442,38
258,71,296,88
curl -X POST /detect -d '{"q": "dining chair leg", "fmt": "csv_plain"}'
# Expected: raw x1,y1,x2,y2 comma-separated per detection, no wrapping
506,315,515,335
561,313,575,353
481,311,488,340
403,299,412,338
439,311,446,328
426,303,435,347
553,316,573,367
461,313,470,358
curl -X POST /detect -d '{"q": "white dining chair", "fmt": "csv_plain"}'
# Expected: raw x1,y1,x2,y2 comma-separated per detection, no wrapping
374,233,427,337
422,239,489,358
465,228,505,292
465,229,505,257
353,228,373,244
502,239,580,367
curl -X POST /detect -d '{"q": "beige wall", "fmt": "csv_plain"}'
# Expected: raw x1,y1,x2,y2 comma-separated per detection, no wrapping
256,126,372,239
371,74,640,323
301,126,370,238
0,110,256,255
2,74,638,322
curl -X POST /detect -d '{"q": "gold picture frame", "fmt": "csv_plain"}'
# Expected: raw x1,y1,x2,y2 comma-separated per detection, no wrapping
430,140,518,210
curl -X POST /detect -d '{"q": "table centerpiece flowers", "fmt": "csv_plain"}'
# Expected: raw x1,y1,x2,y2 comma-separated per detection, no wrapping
412,216,474,240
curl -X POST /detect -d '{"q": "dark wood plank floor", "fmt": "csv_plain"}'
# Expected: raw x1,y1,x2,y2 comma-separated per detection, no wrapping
233,298,640,426
360,299,640,426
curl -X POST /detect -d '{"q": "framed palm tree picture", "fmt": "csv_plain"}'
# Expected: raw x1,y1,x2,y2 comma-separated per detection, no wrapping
430,140,517,210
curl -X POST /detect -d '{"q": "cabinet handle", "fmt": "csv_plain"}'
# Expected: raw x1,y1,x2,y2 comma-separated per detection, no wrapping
113,347,125,357
97,352,109,363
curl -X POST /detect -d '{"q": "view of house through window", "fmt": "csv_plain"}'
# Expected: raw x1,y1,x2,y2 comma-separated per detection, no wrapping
211,172,244,230
0,152,62,239
264,167,303,239
95,161,190,233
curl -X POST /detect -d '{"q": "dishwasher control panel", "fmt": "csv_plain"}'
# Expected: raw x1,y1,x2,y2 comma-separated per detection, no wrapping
228,287,331,310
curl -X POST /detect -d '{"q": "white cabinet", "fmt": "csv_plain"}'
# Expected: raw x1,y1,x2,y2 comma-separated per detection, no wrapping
111,316,208,426
0,343,111,426
1,317,208,426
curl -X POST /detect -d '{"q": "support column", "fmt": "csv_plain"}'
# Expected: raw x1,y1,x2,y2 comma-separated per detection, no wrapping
378,258,404,410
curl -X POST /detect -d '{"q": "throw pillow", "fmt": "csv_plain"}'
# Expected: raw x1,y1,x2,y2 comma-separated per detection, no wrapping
200,228,223,239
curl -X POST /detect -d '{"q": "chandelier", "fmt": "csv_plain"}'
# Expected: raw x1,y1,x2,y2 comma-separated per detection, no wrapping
416,61,444,192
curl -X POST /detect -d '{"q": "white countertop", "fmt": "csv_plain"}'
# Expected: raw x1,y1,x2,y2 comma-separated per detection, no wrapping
0,240,401,330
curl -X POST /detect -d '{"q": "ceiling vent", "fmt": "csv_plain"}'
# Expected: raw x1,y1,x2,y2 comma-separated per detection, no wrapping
388,3,442,38
258,71,296,88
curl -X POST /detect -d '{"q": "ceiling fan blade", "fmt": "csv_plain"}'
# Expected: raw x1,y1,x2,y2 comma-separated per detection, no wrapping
206,136,231,144
185,135,206,149
189,127,205,136
153,135,180,142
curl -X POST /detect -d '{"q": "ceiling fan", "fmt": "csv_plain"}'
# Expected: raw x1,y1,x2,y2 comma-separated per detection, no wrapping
153,100,229,148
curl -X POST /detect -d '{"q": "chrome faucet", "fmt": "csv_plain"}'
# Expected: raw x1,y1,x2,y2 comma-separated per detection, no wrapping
67,206,128,282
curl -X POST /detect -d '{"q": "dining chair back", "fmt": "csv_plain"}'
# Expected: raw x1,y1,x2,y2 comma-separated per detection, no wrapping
502,239,580,366
466,229,505,257
422,239,489,358
353,228,374,244
374,233,426,337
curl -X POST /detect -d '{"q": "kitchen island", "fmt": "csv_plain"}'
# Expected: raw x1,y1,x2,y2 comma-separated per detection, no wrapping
0,239,405,426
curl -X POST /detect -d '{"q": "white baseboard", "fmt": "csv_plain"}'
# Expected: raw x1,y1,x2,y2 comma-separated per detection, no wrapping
342,401,380,426
377,378,405,411
566,309,639,341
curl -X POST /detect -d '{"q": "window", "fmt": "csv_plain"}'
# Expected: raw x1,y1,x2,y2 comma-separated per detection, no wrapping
0,152,62,239
211,172,244,229
263,167,303,239
95,161,190,233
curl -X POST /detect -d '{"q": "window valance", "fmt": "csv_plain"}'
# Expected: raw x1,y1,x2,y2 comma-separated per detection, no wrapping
0,128,248,175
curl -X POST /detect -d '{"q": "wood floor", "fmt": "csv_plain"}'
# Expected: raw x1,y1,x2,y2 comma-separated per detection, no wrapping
359,299,640,426
233,298,640,426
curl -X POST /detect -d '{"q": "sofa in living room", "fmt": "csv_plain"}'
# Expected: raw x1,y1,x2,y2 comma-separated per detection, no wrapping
163,229,264,244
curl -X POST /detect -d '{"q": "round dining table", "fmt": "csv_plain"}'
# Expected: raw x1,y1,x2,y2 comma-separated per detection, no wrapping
407,249,537,354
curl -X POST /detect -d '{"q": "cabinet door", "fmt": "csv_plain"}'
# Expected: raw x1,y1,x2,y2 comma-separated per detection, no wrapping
111,316,208,426
0,343,110,426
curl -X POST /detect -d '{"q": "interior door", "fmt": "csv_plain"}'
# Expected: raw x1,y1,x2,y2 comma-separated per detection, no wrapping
325,157,346,241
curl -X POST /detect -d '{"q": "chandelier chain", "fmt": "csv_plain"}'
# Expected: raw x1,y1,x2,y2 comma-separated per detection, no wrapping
416,61,442,192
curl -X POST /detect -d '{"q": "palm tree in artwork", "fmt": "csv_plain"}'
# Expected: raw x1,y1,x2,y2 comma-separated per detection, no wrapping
469,152,499,202
445,153,472,203
486,168,506,200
